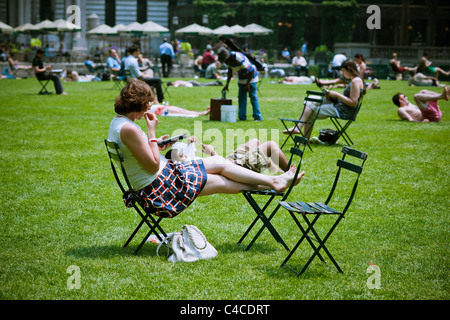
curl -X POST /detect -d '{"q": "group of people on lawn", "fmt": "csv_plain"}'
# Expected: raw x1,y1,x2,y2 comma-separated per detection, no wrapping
26,43,448,217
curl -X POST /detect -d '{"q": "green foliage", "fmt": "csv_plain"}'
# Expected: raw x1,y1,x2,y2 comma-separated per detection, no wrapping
320,0,359,43
193,0,236,27
247,1,312,50
0,77,449,300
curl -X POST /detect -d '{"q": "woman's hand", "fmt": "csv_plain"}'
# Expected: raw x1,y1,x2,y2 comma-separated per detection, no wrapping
156,134,173,151
325,90,337,100
144,112,159,135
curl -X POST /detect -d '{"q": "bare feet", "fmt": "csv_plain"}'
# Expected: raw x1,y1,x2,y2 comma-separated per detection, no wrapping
443,85,449,101
283,127,301,135
201,107,211,115
272,165,305,192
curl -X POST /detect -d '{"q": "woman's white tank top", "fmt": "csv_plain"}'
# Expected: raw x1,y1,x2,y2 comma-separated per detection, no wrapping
108,116,167,190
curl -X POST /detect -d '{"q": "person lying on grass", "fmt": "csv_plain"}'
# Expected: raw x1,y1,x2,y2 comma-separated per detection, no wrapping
147,89,210,117
108,79,305,218
392,86,448,123
165,135,289,174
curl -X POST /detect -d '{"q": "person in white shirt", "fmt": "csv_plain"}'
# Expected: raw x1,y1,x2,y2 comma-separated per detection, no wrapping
124,46,165,102
292,50,308,76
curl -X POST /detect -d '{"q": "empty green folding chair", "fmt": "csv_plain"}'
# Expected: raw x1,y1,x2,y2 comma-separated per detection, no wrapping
238,135,307,251
279,146,368,275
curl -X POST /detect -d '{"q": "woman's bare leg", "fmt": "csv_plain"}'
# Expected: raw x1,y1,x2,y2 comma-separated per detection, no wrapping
282,105,314,137
201,156,304,193
434,67,450,77
198,174,257,196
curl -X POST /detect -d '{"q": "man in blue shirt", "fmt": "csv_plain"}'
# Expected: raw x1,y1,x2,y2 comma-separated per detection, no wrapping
106,49,121,73
125,46,165,102
159,38,175,77
218,47,262,121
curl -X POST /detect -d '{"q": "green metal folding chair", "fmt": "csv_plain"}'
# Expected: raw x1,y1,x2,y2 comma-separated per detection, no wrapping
104,139,168,255
279,146,368,276
279,90,325,152
38,79,51,95
328,89,365,146
238,135,307,251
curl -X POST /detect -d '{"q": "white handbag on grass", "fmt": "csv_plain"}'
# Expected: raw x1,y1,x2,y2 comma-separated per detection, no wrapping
157,225,218,262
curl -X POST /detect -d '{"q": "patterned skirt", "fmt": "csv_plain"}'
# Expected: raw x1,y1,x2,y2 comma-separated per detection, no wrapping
123,159,207,218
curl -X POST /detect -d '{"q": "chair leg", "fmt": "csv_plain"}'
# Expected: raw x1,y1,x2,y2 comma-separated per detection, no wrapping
125,205,168,255
133,217,165,255
330,118,353,145
282,213,343,275
280,119,313,152
239,192,289,251
39,80,51,95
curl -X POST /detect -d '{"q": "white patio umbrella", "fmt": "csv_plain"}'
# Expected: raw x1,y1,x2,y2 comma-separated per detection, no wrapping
87,24,117,48
111,24,127,33
229,24,248,36
34,19,56,31
119,22,144,35
239,23,273,36
14,23,40,34
212,25,235,36
87,24,116,36
175,23,213,36
141,20,169,36
0,21,14,34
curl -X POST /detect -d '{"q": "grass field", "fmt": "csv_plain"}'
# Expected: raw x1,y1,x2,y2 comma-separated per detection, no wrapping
0,76,448,301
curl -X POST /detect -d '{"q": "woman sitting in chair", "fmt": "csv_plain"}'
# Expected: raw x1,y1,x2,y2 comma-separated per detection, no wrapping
283,59,365,141
108,79,304,218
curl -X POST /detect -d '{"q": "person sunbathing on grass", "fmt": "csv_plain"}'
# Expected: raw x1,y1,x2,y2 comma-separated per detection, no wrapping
147,87,210,117
108,79,305,219
148,103,210,117
166,135,289,174
392,86,448,122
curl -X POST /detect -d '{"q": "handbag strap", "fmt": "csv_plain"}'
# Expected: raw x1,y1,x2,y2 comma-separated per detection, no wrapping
184,225,207,250
156,233,177,257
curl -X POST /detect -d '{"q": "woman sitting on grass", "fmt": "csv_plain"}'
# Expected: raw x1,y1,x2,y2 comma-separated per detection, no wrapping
283,59,365,141
108,79,304,218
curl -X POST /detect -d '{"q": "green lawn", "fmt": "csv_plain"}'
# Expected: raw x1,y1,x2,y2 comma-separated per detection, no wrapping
0,77,448,300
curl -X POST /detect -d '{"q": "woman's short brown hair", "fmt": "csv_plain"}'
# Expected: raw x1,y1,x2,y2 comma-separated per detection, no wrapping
114,79,154,114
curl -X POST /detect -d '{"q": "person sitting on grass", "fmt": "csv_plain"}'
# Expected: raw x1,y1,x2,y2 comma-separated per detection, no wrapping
392,86,448,123
108,79,304,218
166,136,289,174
